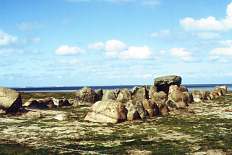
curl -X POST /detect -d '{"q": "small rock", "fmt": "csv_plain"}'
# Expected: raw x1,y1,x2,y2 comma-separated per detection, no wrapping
53,114,67,121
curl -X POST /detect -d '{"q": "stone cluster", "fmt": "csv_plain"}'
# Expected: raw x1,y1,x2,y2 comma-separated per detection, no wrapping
83,75,185,123
192,86,228,102
84,75,228,123
0,75,228,123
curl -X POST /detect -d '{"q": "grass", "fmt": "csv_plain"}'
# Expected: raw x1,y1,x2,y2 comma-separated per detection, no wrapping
0,92,232,154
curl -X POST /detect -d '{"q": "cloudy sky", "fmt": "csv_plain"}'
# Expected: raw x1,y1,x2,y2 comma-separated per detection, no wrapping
1,0,232,87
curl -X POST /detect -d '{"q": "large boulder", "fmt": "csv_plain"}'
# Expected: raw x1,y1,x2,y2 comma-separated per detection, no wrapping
131,86,148,102
76,87,98,104
84,100,127,123
0,87,22,113
125,100,147,121
117,89,131,103
167,90,191,109
102,90,118,101
154,75,182,94
168,85,193,109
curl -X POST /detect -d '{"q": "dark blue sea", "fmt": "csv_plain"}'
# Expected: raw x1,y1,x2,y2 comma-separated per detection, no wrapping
12,84,232,92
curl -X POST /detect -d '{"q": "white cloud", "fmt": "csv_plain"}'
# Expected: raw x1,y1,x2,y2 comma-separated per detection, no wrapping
170,48,193,61
55,45,83,55
0,30,17,46
89,39,152,59
88,42,104,50
209,38,232,61
119,46,151,59
105,39,127,53
180,2,232,31
151,29,171,38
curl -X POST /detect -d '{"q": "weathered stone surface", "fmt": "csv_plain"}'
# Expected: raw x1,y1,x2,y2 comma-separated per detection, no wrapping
116,89,131,103
217,85,228,92
159,104,169,116
126,100,147,121
142,99,159,117
192,90,205,102
192,90,222,102
185,92,194,103
84,100,127,123
214,86,227,96
76,87,97,104
167,90,189,109
168,86,193,109
148,85,158,99
102,90,117,101
179,85,188,92
154,75,182,93
169,85,188,94
151,91,168,107
132,86,148,102
209,91,219,100
201,91,211,100
0,87,22,113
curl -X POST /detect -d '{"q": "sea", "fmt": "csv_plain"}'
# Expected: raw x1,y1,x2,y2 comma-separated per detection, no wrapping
12,84,232,92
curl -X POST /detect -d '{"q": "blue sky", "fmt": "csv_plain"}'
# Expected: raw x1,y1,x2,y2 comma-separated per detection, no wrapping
1,0,232,87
